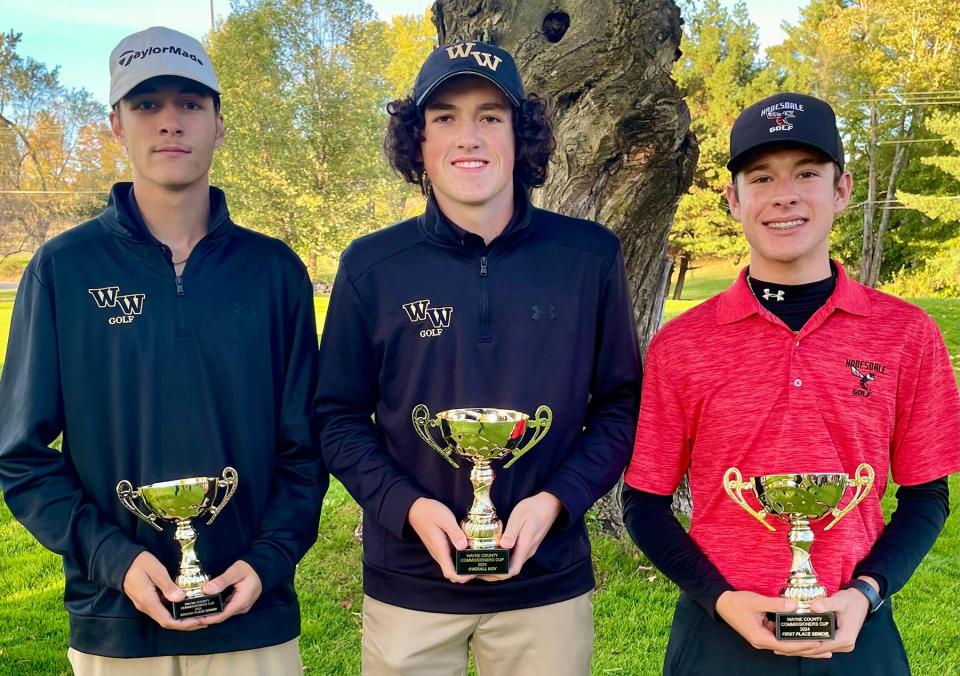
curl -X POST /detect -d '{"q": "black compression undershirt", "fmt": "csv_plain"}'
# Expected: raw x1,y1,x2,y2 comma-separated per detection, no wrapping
747,268,836,332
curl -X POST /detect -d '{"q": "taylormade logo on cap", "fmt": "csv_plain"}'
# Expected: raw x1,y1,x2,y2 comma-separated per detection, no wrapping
117,45,205,69
109,26,219,106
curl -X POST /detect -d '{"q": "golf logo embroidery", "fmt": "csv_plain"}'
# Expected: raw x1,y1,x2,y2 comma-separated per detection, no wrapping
89,286,146,325
402,299,454,338
761,100,804,133
845,359,886,398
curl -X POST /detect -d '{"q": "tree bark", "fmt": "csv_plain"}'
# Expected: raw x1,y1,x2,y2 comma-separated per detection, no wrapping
433,0,697,535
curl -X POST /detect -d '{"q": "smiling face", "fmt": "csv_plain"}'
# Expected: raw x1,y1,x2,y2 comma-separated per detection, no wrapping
726,145,852,282
420,76,515,218
109,75,224,192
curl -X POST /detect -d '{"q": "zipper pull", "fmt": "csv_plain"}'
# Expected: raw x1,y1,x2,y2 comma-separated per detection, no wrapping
480,256,488,276
175,275,185,296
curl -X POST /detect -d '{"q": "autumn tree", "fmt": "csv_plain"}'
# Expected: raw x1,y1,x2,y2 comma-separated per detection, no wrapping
0,30,123,260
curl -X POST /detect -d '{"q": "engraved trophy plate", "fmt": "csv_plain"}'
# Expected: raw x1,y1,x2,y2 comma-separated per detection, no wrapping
723,464,875,640
413,405,552,575
117,467,238,619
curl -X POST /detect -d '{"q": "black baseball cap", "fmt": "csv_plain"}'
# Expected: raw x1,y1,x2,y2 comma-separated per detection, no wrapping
413,41,525,108
728,92,844,174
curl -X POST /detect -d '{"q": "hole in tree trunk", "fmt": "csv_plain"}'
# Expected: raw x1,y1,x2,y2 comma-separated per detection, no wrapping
542,11,570,43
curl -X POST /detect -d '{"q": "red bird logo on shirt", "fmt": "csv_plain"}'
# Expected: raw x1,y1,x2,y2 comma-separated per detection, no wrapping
851,366,876,390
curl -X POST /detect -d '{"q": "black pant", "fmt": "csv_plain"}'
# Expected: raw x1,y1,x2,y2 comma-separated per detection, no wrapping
663,592,910,676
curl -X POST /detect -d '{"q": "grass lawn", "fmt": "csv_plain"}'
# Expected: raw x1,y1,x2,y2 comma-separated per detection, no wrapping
1,262,959,674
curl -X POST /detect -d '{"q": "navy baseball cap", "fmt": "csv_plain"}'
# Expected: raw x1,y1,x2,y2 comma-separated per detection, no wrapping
413,41,525,108
728,93,844,174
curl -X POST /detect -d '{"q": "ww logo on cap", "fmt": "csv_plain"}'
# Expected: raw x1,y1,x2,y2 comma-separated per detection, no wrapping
445,42,502,71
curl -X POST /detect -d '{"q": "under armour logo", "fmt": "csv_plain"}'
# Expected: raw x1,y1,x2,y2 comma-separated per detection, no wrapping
762,288,785,302
531,304,557,321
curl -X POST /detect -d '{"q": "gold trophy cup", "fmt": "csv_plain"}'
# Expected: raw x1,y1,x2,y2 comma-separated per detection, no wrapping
412,405,552,574
723,464,875,640
117,467,239,619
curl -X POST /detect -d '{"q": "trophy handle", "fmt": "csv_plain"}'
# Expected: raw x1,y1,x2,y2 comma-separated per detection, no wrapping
503,405,552,469
116,480,164,532
824,463,875,531
206,466,239,525
722,467,775,532
412,404,459,468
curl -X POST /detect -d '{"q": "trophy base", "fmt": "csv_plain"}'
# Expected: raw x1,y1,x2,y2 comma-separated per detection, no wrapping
774,611,836,640
171,593,224,619
456,548,509,575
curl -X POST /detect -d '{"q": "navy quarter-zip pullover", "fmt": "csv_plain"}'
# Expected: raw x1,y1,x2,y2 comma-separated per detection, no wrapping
316,191,642,613
0,183,327,657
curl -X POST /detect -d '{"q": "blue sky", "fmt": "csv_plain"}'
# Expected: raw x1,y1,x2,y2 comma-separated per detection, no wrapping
1,0,805,108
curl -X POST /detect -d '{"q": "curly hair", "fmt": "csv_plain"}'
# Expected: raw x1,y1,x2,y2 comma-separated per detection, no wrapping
384,92,555,195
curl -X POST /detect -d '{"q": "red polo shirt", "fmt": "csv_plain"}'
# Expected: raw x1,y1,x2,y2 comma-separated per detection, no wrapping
625,262,960,598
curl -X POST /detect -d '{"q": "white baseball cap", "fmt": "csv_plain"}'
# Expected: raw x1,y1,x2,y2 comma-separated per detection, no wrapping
109,26,220,106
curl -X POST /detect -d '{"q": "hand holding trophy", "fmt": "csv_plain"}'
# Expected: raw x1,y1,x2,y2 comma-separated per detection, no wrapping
723,464,875,640
412,405,552,575
116,467,239,619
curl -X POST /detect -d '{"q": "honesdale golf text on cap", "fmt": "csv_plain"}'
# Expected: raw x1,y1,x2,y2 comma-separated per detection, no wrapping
727,92,844,173
412,41,525,108
109,26,220,106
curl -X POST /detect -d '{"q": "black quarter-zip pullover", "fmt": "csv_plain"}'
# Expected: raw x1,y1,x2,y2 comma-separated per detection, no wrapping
316,190,642,613
0,182,327,657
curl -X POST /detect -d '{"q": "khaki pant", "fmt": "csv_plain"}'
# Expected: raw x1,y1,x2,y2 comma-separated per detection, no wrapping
67,637,302,676
362,592,593,676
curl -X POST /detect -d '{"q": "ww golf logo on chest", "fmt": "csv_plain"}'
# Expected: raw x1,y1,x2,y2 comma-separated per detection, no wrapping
403,299,454,338
89,286,146,325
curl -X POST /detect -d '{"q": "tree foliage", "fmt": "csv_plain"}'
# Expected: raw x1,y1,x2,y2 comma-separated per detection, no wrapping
0,30,124,260
668,0,766,296
207,0,434,275
678,0,960,289
890,111,960,297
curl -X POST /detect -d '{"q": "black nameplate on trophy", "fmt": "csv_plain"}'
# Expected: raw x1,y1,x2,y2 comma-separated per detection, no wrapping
775,612,836,641
171,593,223,619
456,548,509,575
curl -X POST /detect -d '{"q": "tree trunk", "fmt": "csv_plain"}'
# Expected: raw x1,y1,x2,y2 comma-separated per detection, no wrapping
863,107,923,287
433,0,697,536
672,253,690,300
861,100,879,283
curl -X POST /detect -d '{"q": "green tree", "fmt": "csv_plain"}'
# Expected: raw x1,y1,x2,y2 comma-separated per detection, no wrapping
669,0,766,297
767,0,960,287
889,111,960,297
208,0,434,277
821,0,960,286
